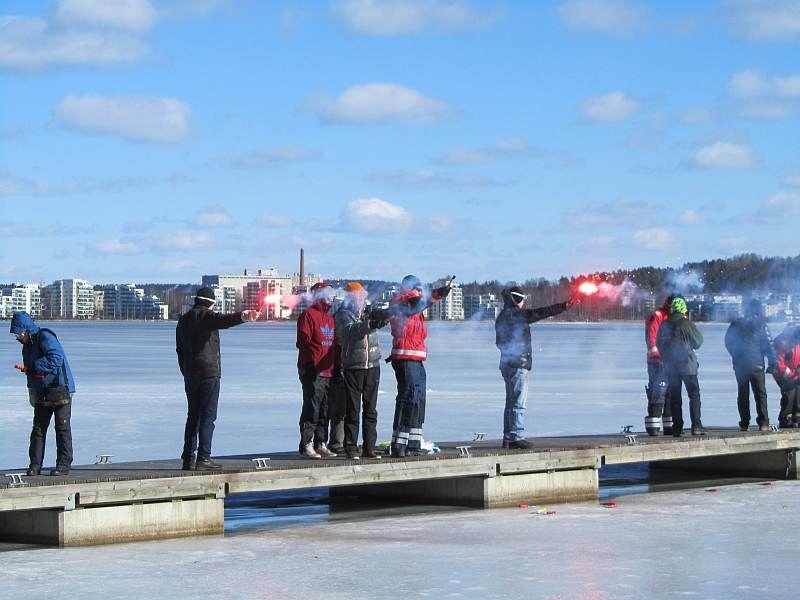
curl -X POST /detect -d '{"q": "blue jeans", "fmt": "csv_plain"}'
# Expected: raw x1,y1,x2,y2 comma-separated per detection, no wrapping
391,360,426,450
501,366,529,442
182,376,220,461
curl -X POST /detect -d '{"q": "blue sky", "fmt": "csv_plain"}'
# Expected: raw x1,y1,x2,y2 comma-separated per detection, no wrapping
2,0,799,284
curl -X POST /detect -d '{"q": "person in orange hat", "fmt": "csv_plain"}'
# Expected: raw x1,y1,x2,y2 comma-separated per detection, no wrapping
334,282,390,459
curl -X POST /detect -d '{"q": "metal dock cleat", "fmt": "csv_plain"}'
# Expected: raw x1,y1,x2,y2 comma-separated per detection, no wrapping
251,457,271,469
472,432,487,442
456,446,472,458
4,473,29,487
94,455,113,465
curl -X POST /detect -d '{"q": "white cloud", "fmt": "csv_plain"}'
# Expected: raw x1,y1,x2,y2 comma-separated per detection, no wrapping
563,199,657,227
333,0,498,35
55,0,157,32
311,83,449,124
436,138,535,165
763,190,800,215
691,141,757,170
195,210,233,227
578,235,617,252
370,169,507,188
729,69,800,118
212,147,318,169
345,198,413,232
256,214,293,227
677,209,707,225
94,238,139,254
583,91,640,122
154,231,214,250
725,0,800,42
632,227,677,250
56,94,190,143
558,0,647,36
681,107,714,125
0,16,148,70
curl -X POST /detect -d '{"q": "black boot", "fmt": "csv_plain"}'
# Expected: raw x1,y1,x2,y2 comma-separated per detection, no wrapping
50,466,70,476
26,466,41,476
390,444,406,458
181,459,195,471
195,458,222,470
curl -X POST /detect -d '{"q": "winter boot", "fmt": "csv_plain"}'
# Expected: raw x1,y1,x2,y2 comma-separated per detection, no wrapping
662,415,673,436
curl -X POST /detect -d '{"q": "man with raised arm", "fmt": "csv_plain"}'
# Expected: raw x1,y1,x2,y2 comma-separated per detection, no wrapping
176,287,259,471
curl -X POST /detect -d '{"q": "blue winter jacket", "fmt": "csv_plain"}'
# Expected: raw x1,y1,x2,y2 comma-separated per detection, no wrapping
10,312,76,394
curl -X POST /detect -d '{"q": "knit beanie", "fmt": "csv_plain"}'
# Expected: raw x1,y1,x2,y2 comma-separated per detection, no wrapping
345,282,365,293
670,297,688,314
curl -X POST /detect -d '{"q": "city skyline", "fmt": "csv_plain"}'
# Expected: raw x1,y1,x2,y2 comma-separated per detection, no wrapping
2,1,800,283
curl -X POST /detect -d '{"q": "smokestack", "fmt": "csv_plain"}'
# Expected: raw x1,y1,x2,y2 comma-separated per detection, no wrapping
300,248,305,287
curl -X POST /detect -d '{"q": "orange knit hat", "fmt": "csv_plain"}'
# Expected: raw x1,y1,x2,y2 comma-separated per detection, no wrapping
345,281,365,292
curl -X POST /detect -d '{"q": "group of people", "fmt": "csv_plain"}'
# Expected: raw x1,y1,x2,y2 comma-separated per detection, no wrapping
644,295,800,437
11,276,800,477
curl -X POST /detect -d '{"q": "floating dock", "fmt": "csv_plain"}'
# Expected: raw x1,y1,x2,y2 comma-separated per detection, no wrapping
2,428,799,546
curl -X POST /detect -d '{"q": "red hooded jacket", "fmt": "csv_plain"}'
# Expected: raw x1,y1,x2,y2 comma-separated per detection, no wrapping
296,302,335,377
389,288,444,361
645,308,669,364
775,326,800,383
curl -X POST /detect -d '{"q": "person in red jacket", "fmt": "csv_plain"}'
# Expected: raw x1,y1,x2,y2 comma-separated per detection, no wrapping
387,274,451,458
773,324,800,428
296,282,337,458
644,295,676,435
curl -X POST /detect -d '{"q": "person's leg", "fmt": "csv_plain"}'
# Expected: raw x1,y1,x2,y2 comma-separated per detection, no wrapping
735,370,751,429
751,370,769,427
502,367,529,442
645,363,665,435
361,366,380,455
197,377,220,460
684,374,702,430
313,375,331,449
182,378,200,463
299,370,318,451
328,371,345,452
791,387,800,426
53,401,73,469
29,405,53,471
391,361,408,455
407,362,426,452
778,387,793,427
667,372,684,434
342,369,363,451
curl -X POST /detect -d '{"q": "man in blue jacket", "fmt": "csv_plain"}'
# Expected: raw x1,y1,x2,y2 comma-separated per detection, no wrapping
10,311,75,476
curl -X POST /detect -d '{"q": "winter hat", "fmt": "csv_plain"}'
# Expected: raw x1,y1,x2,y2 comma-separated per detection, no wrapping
345,281,365,293
508,286,527,303
311,282,334,303
401,275,422,291
745,299,764,319
670,297,688,314
194,287,216,307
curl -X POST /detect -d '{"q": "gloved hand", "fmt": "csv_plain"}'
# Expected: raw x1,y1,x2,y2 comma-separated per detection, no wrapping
648,348,661,359
15,365,45,381
14,364,28,373
435,285,451,298
241,310,260,322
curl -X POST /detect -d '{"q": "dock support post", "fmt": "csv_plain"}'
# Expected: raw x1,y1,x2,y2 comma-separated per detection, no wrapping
0,497,224,546
334,467,599,508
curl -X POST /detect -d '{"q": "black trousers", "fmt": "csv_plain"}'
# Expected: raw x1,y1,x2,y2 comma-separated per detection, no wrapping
647,362,671,417
391,360,426,450
779,386,800,426
668,372,702,431
182,376,220,461
342,367,380,452
327,370,345,449
29,402,73,469
735,368,769,427
299,370,330,449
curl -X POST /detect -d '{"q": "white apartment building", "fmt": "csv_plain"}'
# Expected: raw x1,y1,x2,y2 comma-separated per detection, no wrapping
203,269,294,317
99,284,166,319
463,293,501,320
427,279,464,320
12,283,42,318
43,279,94,319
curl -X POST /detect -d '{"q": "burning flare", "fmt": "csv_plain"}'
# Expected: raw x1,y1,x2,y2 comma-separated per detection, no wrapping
578,281,599,296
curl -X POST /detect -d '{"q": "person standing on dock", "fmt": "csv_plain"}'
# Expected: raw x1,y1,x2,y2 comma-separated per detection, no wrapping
176,287,260,471
644,296,676,436
296,282,338,459
724,299,777,432
387,275,451,458
10,312,75,477
495,287,578,449
334,282,390,460
772,324,800,428
657,297,705,437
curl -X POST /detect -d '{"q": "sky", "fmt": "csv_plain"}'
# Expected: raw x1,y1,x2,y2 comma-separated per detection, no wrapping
1,0,799,285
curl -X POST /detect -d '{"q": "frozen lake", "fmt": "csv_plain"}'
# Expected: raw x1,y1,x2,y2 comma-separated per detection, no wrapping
1,320,793,598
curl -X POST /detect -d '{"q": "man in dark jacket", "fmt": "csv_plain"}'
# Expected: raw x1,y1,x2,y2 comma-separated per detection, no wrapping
176,287,259,470
10,311,75,476
724,299,777,431
657,297,705,436
296,282,337,459
495,286,578,449
334,282,389,460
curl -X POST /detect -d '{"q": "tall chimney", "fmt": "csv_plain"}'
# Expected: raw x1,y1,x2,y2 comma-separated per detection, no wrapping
299,248,305,287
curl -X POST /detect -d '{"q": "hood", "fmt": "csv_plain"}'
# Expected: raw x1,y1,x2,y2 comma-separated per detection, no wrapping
501,289,517,308
10,311,40,336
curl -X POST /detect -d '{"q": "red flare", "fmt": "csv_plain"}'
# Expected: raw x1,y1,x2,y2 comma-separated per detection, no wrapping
578,281,599,295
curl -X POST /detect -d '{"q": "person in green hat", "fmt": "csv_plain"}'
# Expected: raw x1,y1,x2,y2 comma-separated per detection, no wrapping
656,296,705,436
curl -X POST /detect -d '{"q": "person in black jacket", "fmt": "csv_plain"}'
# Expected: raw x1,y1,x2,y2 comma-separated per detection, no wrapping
494,286,578,449
176,287,259,470
657,297,704,437
724,299,777,431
